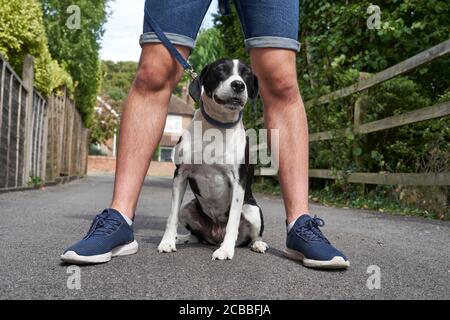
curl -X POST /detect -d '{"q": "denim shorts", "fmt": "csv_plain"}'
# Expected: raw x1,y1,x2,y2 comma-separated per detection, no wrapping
140,0,300,52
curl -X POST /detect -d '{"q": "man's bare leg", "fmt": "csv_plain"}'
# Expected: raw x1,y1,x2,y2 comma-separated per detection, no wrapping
250,48,309,224
250,48,349,268
110,44,190,219
61,44,190,264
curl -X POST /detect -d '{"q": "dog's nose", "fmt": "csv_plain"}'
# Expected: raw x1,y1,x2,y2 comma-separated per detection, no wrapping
230,80,245,93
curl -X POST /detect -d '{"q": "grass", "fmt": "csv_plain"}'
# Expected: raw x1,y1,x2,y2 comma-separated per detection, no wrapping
253,177,448,220
27,175,43,188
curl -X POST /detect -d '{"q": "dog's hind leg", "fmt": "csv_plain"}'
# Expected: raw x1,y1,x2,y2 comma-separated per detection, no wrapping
176,233,200,245
242,203,268,253
177,199,202,244
178,199,225,246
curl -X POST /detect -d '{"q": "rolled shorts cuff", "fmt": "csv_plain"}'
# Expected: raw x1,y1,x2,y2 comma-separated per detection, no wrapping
139,32,195,49
245,36,301,52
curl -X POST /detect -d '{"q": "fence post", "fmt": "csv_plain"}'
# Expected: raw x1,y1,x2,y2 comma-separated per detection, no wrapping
45,95,54,182
83,129,89,175
41,99,49,181
353,72,371,190
57,88,66,179
22,55,34,185
354,72,371,131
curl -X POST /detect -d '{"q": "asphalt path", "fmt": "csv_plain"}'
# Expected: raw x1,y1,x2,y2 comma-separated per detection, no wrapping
0,175,449,299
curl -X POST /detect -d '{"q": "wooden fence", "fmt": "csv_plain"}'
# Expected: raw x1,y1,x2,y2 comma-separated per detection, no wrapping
256,39,450,186
0,54,89,191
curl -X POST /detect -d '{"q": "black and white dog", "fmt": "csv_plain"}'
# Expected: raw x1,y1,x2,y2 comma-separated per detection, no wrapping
157,59,268,260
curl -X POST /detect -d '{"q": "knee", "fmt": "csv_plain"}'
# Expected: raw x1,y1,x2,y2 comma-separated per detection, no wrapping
133,60,181,94
260,70,299,101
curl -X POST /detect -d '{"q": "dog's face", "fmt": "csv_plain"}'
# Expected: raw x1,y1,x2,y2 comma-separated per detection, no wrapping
189,59,258,113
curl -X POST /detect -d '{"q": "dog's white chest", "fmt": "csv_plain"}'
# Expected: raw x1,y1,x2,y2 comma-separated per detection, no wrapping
189,166,233,222
174,114,246,166
192,169,229,199
174,117,247,222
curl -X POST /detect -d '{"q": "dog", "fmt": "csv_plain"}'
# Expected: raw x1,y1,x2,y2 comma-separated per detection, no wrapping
157,59,268,260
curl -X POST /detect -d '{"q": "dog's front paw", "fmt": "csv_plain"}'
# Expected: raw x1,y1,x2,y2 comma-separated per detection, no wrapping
251,240,269,253
158,238,177,253
212,246,234,260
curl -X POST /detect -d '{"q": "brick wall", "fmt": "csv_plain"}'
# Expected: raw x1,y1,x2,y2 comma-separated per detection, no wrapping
148,161,176,177
87,156,175,177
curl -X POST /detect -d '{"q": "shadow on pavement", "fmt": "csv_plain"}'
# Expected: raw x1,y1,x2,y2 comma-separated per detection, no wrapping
65,214,168,232
143,177,172,189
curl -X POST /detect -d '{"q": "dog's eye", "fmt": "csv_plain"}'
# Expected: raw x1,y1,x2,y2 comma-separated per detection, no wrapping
241,71,252,81
213,65,228,73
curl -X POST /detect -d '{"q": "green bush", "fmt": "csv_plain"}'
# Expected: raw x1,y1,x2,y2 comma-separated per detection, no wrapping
0,0,73,96
309,77,449,175
215,1,450,217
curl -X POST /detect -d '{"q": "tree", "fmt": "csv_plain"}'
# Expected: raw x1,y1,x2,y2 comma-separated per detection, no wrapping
216,1,450,99
189,27,227,72
90,60,137,145
89,106,119,146
39,0,109,125
215,1,450,216
296,0,450,99
100,60,137,111
0,0,73,96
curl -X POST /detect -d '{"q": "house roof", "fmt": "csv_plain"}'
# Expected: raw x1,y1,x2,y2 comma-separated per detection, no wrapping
96,96,119,118
168,95,195,116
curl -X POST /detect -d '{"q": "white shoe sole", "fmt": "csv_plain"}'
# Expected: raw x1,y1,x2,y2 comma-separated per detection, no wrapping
60,240,138,265
284,248,350,269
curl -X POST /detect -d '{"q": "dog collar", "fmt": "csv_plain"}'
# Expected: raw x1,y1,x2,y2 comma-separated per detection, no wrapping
200,102,243,129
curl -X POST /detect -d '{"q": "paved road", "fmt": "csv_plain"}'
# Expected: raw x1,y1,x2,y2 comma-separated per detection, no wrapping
0,175,449,300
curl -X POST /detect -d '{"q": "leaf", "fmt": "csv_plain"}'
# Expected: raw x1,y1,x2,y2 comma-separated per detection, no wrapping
371,150,380,160
353,146,363,156
345,131,355,141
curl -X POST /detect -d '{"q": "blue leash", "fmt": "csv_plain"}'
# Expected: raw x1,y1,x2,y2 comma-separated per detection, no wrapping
144,1,231,79
144,2,253,126
144,6,197,79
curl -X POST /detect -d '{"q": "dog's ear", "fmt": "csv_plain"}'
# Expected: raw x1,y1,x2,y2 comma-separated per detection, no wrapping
188,64,209,102
247,72,259,101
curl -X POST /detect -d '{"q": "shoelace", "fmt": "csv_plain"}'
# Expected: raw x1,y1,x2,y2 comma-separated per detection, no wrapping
83,211,121,239
294,215,330,243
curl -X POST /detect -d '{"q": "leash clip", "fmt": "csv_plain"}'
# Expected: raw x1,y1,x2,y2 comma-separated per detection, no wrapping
144,7,198,80
186,64,198,80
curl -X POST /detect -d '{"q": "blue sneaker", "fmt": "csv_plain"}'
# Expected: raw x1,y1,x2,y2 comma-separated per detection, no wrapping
284,215,349,269
61,208,138,264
